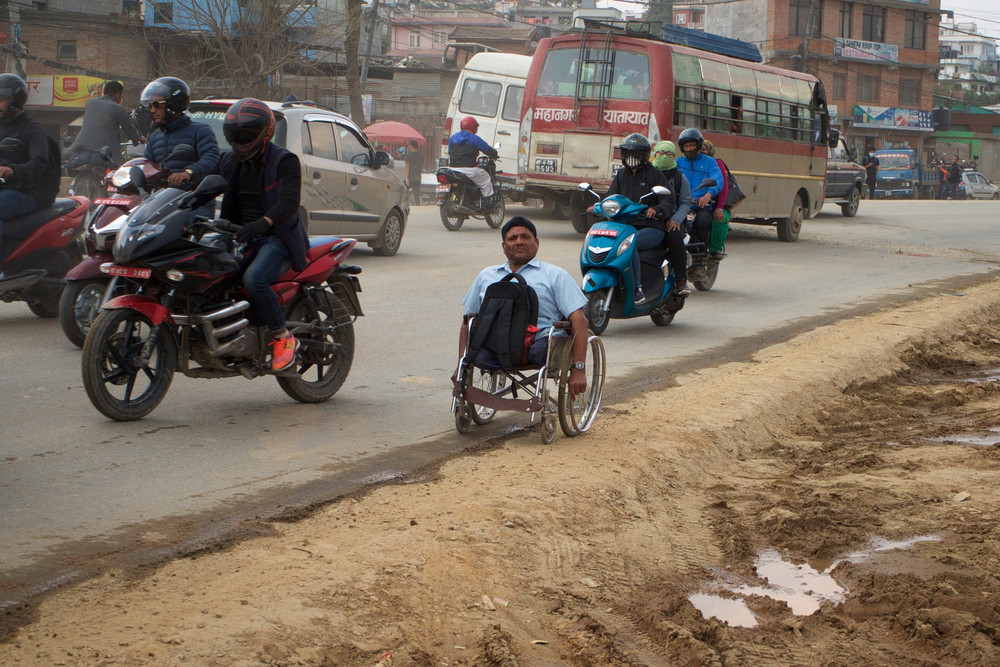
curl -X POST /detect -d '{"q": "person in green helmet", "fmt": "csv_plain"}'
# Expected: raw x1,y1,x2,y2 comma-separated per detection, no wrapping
652,140,692,296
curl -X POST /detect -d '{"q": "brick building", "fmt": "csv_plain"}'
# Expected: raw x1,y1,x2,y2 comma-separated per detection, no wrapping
689,0,948,156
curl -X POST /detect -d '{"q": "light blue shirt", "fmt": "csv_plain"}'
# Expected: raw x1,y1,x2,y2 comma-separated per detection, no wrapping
462,257,587,339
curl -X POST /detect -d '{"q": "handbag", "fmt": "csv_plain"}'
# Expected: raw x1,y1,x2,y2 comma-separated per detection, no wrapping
721,160,746,210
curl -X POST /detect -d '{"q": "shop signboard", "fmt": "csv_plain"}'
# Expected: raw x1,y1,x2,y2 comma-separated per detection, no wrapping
26,75,107,107
853,105,933,131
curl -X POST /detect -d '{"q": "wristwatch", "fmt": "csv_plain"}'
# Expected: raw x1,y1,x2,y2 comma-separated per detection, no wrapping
571,361,585,370
183,168,194,176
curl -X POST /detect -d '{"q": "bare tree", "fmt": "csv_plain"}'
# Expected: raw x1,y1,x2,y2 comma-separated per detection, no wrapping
344,0,366,124
141,0,351,100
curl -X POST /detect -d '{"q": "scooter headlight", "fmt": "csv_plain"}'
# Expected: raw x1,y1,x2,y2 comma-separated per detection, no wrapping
600,200,621,217
617,233,634,256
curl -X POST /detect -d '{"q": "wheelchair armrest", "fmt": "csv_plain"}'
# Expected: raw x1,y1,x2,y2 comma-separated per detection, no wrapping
552,320,571,331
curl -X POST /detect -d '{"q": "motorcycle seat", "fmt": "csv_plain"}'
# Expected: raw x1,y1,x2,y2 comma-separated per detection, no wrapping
436,167,477,188
2,198,80,241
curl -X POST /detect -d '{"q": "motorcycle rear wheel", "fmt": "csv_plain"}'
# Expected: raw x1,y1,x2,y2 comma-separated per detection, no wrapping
440,199,465,231
82,308,177,421
71,173,106,206
277,291,355,403
27,296,60,319
693,262,719,291
60,279,108,348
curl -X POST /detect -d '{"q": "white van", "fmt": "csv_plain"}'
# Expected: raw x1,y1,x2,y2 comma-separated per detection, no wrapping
443,52,531,197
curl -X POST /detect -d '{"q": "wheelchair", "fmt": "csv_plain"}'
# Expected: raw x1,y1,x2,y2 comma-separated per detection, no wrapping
451,319,606,444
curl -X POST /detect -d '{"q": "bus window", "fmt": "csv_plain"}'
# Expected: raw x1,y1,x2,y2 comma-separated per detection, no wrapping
729,65,756,95
673,53,703,85
703,90,730,132
701,59,731,91
539,48,577,96
755,71,782,101
501,85,524,122
731,95,744,133
741,98,758,135
674,85,702,128
459,79,501,117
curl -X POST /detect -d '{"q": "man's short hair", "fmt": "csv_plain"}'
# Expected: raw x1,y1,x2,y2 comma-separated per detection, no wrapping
103,80,124,97
502,216,537,240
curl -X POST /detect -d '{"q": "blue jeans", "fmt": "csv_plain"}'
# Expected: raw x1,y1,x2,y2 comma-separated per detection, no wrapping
0,189,39,265
242,236,291,333
631,227,665,291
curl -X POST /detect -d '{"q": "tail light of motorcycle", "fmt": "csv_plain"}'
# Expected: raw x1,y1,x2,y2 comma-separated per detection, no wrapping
436,173,450,184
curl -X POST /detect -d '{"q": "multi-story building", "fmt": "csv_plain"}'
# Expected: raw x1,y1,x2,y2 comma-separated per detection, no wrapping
681,0,947,156
939,21,999,95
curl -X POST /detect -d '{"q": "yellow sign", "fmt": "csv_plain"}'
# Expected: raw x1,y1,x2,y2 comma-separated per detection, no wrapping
52,76,108,107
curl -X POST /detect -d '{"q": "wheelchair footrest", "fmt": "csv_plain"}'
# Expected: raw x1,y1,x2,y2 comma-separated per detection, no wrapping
459,384,540,414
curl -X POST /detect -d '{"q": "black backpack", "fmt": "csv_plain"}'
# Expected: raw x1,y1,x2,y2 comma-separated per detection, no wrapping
467,273,539,370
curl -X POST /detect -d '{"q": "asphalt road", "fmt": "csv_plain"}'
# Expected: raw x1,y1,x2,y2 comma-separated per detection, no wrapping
3,198,999,604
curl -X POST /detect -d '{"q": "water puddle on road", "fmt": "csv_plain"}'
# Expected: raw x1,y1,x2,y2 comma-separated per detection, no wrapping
929,427,1000,447
960,367,1000,384
690,535,942,626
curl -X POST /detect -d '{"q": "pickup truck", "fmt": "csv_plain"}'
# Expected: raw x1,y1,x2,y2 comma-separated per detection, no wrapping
825,131,866,217
873,149,941,199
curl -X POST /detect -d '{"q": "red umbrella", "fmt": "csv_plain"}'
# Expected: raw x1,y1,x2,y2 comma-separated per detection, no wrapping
363,121,426,148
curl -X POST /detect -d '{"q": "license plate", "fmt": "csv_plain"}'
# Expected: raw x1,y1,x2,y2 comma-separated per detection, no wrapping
94,198,131,206
534,158,557,174
436,184,451,193
107,265,151,279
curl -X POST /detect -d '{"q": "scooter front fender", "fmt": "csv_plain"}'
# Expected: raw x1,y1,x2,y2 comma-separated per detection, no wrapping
102,294,173,326
64,252,113,281
581,269,618,293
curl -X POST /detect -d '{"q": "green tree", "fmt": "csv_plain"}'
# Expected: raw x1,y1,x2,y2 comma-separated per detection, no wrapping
644,0,674,26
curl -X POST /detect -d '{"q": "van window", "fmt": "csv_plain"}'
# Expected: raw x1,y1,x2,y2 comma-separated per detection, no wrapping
501,85,523,122
306,121,337,160
459,79,501,117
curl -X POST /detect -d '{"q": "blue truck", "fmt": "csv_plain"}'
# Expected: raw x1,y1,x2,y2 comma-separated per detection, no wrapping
873,149,942,199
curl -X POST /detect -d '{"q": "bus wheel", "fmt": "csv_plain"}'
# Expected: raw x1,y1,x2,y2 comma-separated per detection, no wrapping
777,193,803,242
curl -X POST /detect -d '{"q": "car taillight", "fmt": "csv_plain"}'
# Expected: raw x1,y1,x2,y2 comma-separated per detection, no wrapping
443,117,452,145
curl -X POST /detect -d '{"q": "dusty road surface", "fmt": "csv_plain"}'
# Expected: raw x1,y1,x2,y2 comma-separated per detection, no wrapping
4,276,1000,665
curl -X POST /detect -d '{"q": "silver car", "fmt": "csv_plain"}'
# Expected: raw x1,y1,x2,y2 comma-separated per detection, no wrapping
961,171,1000,201
189,99,409,255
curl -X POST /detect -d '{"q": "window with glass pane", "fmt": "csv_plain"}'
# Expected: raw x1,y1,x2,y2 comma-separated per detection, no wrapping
857,75,878,102
502,86,523,122
337,126,370,165
307,121,337,160
789,0,821,37
904,11,926,50
832,74,845,99
608,51,650,100
898,79,920,106
673,86,702,128
459,79,501,117
840,2,853,38
862,6,885,42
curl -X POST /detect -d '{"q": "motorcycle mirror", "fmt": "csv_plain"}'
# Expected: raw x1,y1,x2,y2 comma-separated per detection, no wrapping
168,143,196,162
99,145,114,160
697,178,717,189
194,174,228,195
0,137,23,153
650,185,669,195
493,142,501,150
577,182,591,190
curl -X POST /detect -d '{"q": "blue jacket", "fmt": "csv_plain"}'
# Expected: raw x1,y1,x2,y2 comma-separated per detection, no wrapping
144,114,220,182
447,130,497,168
677,153,724,207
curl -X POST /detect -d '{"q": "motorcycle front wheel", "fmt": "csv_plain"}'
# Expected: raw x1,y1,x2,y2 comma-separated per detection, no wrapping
82,308,177,421
485,192,504,229
440,196,465,231
277,290,355,403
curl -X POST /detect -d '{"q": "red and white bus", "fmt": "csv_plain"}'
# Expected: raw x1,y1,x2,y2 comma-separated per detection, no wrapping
518,24,831,241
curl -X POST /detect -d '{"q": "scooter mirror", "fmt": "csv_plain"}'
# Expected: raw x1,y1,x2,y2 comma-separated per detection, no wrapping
168,143,196,163
129,165,145,189
578,182,591,190
697,178,717,189
650,185,669,195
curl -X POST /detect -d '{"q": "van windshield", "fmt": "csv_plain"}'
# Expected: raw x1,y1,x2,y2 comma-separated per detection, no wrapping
877,153,912,170
538,48,650,100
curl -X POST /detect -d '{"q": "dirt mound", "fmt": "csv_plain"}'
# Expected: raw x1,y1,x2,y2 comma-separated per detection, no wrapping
4,281,1000,665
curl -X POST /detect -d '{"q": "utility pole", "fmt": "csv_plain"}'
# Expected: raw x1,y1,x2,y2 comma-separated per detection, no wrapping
798,0,820,73
6,4,26,78
360,0,380,88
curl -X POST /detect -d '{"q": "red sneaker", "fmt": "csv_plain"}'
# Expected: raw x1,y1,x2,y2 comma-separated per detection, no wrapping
269,332,299,371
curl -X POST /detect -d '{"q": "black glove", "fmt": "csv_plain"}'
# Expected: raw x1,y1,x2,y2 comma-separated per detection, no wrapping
235,217,270,243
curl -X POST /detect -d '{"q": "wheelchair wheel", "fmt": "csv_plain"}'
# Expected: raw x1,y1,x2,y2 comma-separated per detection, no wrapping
558,334,606,437
541,415,557,444
469,369,505,425
455,404,474,433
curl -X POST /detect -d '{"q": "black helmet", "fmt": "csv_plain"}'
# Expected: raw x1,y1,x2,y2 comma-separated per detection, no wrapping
0,73,28,122
677,128,704,159
223,98,275,162
619,133,651,169
140,77,191,121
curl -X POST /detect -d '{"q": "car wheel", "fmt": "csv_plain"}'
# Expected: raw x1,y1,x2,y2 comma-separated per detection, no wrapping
993,192,999,201
840,185,860,218
373,208,404,256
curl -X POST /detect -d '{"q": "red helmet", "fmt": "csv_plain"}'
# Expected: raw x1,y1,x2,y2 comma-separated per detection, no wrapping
460,116,479,133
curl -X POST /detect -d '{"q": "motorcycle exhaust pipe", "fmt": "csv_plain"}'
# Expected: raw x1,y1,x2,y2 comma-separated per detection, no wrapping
200,300,250,322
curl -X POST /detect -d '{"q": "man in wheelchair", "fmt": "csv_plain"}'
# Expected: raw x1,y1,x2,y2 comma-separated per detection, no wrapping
461,216,589,398
454,216,605,443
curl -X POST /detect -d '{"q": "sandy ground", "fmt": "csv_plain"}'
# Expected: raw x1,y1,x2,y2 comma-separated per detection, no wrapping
4,277,1000,665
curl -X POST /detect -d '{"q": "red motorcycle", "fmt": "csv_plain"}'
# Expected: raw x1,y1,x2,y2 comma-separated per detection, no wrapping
81,175,363,421
59,152,176,346
0,136,89,316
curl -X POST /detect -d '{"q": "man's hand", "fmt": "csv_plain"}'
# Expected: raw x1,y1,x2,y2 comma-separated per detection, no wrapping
235,217,271,243
697,193,712,208
569,367,587,399
645,206,657,218
0,166,12,179
167,170,192,186
586,205,594,213
714,208,725,222
666,219,680,232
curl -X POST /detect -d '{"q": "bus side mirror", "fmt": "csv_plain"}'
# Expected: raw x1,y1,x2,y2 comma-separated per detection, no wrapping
827,128,841,149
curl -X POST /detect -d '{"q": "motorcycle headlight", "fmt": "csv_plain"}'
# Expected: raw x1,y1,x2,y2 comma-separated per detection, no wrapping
110,166,133,188
600,200,621,217
617,233,634,256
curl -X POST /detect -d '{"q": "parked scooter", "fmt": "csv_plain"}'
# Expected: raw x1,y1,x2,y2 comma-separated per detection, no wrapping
577,182,692,333
59,145,193,347
81,175,364,421
0,139,90,317
436,153,505,231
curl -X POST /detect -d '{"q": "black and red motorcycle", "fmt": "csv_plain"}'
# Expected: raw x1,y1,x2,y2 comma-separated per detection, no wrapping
436,154,505,231
59,150,180,347
0,139,89,317
81,174,364,421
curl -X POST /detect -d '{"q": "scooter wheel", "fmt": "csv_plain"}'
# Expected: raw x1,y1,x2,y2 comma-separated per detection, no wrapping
585,291,610,335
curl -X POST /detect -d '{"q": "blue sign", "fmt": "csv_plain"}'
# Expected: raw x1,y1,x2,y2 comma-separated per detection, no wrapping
853,106,933,131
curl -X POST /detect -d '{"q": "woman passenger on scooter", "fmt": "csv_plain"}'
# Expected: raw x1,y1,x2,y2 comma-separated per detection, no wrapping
219,98,309,372
652,140,692,297
587,133,674,304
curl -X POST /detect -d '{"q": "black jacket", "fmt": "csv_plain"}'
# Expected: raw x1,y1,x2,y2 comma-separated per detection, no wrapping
0,112,60,208
606,162,674,229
